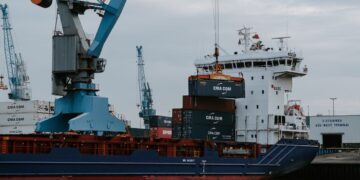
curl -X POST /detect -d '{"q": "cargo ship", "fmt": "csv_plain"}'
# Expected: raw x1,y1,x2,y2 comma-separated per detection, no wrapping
0,38,319,179
0,0,319,179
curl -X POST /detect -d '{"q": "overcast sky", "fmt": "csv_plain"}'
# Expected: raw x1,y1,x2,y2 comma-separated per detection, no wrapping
0,0,359,127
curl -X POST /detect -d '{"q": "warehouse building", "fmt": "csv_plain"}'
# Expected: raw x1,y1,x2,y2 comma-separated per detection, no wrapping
309,115,360,148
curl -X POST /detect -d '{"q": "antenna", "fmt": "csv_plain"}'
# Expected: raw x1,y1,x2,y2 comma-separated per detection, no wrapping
272,36,291,51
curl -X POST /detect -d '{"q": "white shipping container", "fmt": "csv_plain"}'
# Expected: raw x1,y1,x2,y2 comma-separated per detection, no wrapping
0,100,54,114
0,113,52,126
0,125,36,135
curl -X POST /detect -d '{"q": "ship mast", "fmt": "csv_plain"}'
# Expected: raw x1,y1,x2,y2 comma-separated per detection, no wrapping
238,27,252,53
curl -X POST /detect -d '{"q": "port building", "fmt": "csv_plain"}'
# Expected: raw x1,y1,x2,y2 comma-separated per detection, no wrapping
309,115,360,148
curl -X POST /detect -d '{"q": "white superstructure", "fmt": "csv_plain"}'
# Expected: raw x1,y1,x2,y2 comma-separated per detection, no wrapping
195,28,309,145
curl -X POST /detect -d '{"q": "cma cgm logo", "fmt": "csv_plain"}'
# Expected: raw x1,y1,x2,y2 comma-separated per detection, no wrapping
206,113,223,121
213,83,232,91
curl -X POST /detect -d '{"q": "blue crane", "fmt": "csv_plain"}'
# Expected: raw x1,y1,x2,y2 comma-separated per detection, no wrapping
136,46,156,129
32,0,127,135
0,4,31,101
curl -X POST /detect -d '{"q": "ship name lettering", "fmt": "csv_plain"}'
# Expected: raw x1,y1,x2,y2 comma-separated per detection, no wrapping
182,159,195,163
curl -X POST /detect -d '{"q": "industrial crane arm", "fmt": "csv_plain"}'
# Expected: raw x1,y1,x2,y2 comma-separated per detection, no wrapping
87,0,126,57
32,0,126,58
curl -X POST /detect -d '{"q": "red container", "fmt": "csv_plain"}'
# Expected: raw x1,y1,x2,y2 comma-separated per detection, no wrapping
172,108,183,124
150,127,172,139
182,96,235,113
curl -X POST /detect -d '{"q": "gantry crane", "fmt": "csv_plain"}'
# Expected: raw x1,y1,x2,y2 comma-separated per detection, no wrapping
136,46,156,129
31,0,127,135
0,4,31,101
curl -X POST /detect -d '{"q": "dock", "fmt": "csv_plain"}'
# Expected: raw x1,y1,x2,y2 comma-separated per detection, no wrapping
275,150,360,179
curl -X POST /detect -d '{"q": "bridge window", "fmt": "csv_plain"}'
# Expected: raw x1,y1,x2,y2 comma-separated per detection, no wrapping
287,60,292,66
267,61,273,67
245,62,252,68
279,59,286,65
254,61,266,67
237,62,244,68
273,60,279,66
224,63,233,69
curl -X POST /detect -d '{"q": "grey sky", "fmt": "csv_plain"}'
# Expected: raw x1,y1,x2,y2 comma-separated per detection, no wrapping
0,0,359,127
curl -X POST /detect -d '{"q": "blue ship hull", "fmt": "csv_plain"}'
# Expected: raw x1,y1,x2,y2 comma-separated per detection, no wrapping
0,139,318,178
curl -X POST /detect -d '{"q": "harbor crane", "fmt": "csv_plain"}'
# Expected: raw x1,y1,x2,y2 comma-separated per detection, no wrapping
136,46,156,129
0,4,31,101
32,0,127,135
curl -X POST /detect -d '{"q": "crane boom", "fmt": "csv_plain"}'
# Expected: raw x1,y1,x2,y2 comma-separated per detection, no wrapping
0,4,31,101
136,46,155,129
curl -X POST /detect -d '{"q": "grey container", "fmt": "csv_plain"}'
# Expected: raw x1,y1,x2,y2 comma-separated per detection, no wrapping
188,79,245,98
149,116,172,128
182,110,235,126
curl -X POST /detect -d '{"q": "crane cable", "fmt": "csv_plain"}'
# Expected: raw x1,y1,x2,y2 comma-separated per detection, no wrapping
212,0,222,73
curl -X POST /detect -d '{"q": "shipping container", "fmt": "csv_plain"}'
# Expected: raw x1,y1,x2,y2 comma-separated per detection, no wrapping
0,100,54,114
182,125,235,141
183,96,235,113
150,127,172,139
188,79,245,98
0,125,36,135
171,126,182,139
172,108,183,124
149,116,172,128
171,109,235,141
129,128,149,138
0,112,52,126
182,110,235,126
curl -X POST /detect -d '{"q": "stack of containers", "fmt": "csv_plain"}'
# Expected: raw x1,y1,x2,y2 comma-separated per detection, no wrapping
149,115,172,139
0,100,54,134
172,75,245,142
